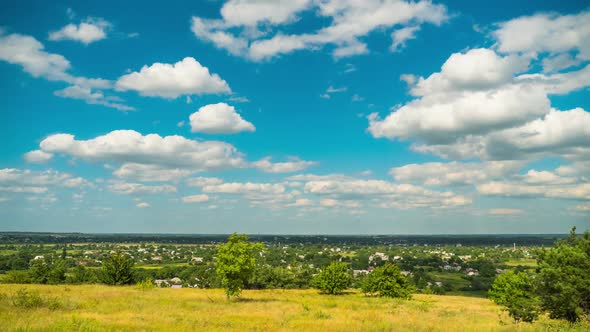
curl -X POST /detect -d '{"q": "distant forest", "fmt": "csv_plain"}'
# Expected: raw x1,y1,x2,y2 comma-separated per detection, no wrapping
0,232,567,246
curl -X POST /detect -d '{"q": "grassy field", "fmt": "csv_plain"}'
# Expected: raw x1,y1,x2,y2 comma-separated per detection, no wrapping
0,285,586,332
504,259,538,267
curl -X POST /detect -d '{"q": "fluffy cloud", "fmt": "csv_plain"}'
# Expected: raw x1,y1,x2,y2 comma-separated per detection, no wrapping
0,32,110,88
369,39,590,164
38,130,246,173
253,157,317,173
0,31,136,110
108,181,176,194
24,150,53,164
515,64,590,95
484,108,590,160
368,84,549,144
493,10,590,60
477,169,590,200
220,0,312,26
115,57,231,98
181,194,210,203
0,168,90,195
33,130,318,182
409,48,530,96
302,177,471,209
136,202,150,208
192,0,448,60
390,161,524,186
189,103,255,134
113,163,193,182
48,18,110,44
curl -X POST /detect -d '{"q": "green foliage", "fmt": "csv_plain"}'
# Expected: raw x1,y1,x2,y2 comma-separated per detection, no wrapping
249,265,314,289
215,233,264,299
2,270,32,284
29,258,66,284
312,261,351,295
135,278,155,291
536,227,590,323
68,265,97,284
489,270,540,323
361,263,414,299
11,288,62,310
100,251,135,285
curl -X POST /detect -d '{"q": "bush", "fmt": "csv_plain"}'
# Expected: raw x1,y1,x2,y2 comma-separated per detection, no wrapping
67,265,97,284
136,279,155,291
489,270,540,323
11,288,62,310
2,270,32,284
312,261,351,295
361,263,414,299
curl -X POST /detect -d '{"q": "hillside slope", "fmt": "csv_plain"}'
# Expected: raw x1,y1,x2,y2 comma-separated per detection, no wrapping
0,285,585,331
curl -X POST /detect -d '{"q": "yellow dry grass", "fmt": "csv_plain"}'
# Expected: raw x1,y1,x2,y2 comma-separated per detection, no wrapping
0,284,585,331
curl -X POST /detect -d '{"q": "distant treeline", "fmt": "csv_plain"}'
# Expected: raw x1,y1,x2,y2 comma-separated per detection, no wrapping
0,232,567,246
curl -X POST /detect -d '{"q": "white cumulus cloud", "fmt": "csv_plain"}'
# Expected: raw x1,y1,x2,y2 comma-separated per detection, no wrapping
189,103,255,134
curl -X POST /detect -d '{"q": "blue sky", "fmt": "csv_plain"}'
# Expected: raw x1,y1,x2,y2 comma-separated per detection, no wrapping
1,0,589,234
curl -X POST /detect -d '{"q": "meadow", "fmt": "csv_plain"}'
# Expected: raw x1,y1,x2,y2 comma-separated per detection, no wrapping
1,284,586,332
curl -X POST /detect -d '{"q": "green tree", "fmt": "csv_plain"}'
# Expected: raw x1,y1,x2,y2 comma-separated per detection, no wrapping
68,265,97,284
46,259,66,284
489,270,540,323
312,261,351,295
361,263,414,299
29,258,51,284
215,233,264,299
100,250,135,285
29,258,66,284
536,227,590,322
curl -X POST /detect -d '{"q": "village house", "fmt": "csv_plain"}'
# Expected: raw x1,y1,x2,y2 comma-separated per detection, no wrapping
369,252,389,263
353,269,369,276
191,256,204,263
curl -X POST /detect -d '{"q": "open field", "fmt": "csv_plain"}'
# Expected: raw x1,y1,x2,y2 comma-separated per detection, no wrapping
0,285,586,332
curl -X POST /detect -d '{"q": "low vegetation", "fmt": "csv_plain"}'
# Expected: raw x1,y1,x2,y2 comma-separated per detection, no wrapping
1,285,588,331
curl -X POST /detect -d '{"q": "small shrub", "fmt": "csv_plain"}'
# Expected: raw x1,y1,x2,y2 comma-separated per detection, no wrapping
2,270,32,284
11,288,63,310
314,310,331,319
136,279,155,291
11,288,45,308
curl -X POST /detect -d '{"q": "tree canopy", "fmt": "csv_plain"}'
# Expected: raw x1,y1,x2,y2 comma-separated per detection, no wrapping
536,227,590,322
361,263,414,299
215,233,264,299
312,261,351,295
100,250,135,285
